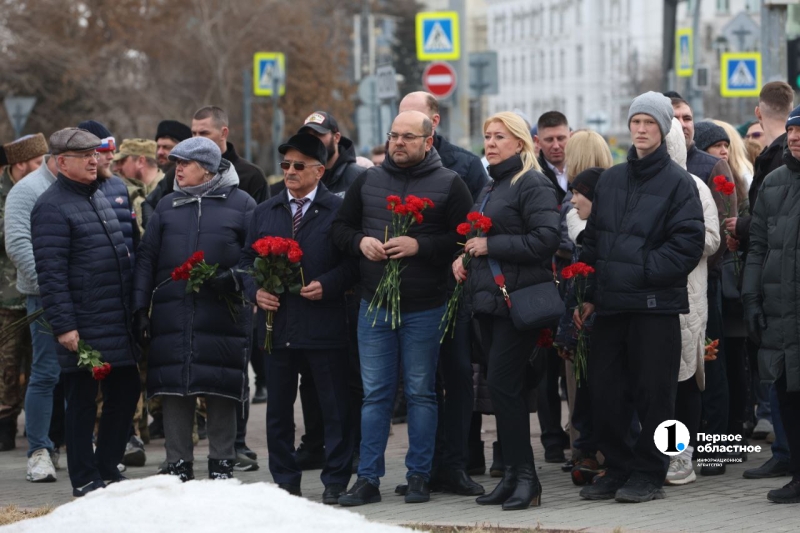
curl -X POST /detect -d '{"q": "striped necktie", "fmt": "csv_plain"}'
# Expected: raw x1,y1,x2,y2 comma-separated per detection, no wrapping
292,197,307,235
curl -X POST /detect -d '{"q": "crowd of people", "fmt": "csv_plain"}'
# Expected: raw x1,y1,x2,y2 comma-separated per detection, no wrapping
0,81,798,510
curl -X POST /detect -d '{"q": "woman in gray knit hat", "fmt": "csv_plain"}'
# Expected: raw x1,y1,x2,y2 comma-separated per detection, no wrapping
132,136,256,481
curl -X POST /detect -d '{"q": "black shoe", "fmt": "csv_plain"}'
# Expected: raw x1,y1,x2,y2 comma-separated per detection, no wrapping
278,483,302,496
579,471,627,500
236,445,257,461
122,435,146,467
614,472,666,503
490,441,504,478
209,458,234,480
561,459,575,473
167,459,195,482
294,443,325,471
544,446,566,464
405,473,430,503
700,463,726,476
73,479,106,497
252,385,267,404
476,467,517,505
502,464,541,510
395,483,408,495
467,440,486,476
743,456,791,479
0,417,17,451
234,451,259,471
323,483,346,505
148,416,165,440
351,452,360,475
196,413,207,440
435,468,484,496
767,477,800,503
338,477,381,506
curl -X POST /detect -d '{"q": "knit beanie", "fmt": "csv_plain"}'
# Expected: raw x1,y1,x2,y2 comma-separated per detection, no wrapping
77,120,112,140
693,121,730,152
628,91,674,140
786,104,800,129
569,167,603,202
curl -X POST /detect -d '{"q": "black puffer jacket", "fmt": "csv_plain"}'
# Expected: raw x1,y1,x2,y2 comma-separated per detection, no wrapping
434,134,489,202
465,155,560,317
580,143,705,315
240,184,359,349
31,175,137,372
133,173,256,401
332,148,473,313
742,149,800,392
98,175,138,263
737,133,787,247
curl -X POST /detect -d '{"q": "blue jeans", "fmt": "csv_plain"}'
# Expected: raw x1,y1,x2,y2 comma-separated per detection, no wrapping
24,296,61,456
357,300,443,486
770,383,791,462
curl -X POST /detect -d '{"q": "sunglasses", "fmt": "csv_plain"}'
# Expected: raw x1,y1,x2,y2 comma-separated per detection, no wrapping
280,160,322,171
744,132,763,139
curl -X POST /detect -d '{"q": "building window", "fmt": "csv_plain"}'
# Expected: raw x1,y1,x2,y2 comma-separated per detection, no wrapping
745,0,759,12
576,0,583,26
521,52,526,84
560,49,565,79
512,56,517,84
716,0,730,14
577,45,583,76
550,50,555,80
503,58,508,85
577,96,584,127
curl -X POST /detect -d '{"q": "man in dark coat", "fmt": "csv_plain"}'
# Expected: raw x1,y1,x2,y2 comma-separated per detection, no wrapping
332,110,472,506
241,133,358,504
576,92,705,503
741,105,800,504
31,128,140,497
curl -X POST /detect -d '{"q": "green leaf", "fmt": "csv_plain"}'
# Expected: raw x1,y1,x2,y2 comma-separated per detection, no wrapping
273,284,285,295
288,283,302,294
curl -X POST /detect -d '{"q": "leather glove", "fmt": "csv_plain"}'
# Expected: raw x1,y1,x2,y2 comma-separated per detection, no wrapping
744,303,767,345
134,309,151,348
207,269,238,293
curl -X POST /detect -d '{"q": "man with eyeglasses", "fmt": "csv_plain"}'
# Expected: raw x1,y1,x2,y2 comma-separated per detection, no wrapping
30,128,140,497
239,133,358,504
333,110,472,506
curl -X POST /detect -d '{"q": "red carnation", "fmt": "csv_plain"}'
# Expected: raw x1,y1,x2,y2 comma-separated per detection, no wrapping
421,198,434,209
477,217,493,233
394,204,408,216
387,195,402,205
467,212,482,222
457,223,472,236
405,195,425,213
413,212,423,224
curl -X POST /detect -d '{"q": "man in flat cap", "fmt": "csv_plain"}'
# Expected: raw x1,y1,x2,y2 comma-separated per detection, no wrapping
240,133,358,504
115,139,164,236
5,136,62,483
155,120,192,173
0,133,48,452
30,128,140,497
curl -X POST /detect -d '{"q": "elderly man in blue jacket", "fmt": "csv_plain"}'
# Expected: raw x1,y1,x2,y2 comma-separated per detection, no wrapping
31,128,140,498
240,133,358,505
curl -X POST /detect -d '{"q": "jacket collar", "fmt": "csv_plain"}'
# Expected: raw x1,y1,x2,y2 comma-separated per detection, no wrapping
57,173,100,196
381,147,444,178
488,154,523,182
272,181,337,211
782,146,800,174
627,142,671,181
222,142,240,164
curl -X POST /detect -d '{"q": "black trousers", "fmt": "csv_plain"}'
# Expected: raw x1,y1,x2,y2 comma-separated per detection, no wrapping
701,278,728,454
590,313,681,485
675,375,702,449
536,347,568,451
49,376,65,450
434,304,475,472
775,373,800,476
298,360,325,451
63,365,139,488
477,315,535,467
265,347,352,487
724,336,748,438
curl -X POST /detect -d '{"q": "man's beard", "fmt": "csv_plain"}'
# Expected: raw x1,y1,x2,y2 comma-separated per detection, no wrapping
326,138,336,163
159,160,175,173
97,163,112,179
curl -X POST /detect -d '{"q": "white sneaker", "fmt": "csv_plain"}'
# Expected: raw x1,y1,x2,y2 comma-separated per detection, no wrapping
665,456,696,485
753,419,774,440
27,448,57,482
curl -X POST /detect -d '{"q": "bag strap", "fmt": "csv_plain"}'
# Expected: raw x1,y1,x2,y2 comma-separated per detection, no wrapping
479,186,512,309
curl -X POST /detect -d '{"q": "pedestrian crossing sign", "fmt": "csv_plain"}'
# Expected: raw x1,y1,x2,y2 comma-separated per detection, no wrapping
253,52,285,97
720,52,761,98
416,11,460,61
675,28,693,78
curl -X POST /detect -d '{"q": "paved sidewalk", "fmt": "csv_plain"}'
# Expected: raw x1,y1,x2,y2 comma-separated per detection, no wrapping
0,397,795,532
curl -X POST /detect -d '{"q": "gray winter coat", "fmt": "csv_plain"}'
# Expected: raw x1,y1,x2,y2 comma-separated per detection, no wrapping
742,149,800,392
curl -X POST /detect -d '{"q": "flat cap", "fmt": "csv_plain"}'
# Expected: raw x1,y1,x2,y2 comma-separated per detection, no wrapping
49,128,101,155
113,138,157,162
3,133,48,165
168,137,221,173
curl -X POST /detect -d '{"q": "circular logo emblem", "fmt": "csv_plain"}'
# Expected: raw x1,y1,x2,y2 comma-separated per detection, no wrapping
654,420,691,456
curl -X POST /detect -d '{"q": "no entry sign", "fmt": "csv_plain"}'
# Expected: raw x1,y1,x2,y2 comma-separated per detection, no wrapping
422,62,457,99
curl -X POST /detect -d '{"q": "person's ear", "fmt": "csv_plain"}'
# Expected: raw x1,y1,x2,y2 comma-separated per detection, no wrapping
220,126,229,142
754,106,762,122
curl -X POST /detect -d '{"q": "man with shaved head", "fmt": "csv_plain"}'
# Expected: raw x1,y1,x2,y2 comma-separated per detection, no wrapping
333,110,473,506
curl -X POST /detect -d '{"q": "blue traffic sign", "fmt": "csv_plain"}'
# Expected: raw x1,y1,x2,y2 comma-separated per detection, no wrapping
720,52,761,98
416,12,460,61
253,52,285,97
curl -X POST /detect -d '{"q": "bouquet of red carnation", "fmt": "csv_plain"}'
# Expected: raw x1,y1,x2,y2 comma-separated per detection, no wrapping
76,340,111,380
537,328,554,348
248,236,304,352
439,212,492,342
171,251,218,293
712,175,741,276
368,195,434,329
562,261,595,386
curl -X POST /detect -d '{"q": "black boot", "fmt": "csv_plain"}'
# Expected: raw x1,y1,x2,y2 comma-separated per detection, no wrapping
476,467,517,505
490,441,504,477
767,477,800,504
502,464,542,510
167,459,194,482
467,440,486,476
209,458,235,480
0,417,17,451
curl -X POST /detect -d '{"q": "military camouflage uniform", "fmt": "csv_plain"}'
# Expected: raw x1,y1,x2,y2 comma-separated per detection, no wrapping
123,171,163,238
0,167,32,423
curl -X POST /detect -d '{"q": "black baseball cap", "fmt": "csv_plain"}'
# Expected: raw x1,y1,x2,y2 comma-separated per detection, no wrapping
299,111,339,135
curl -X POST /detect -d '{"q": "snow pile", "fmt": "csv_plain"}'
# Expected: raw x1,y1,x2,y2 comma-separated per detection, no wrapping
2,476,414,533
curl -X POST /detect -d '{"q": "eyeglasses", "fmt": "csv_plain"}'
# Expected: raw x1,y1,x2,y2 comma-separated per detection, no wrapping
387,132,429,143
175,159,195,168
280,160,322,171
61,152,100,161
744,132,763,139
